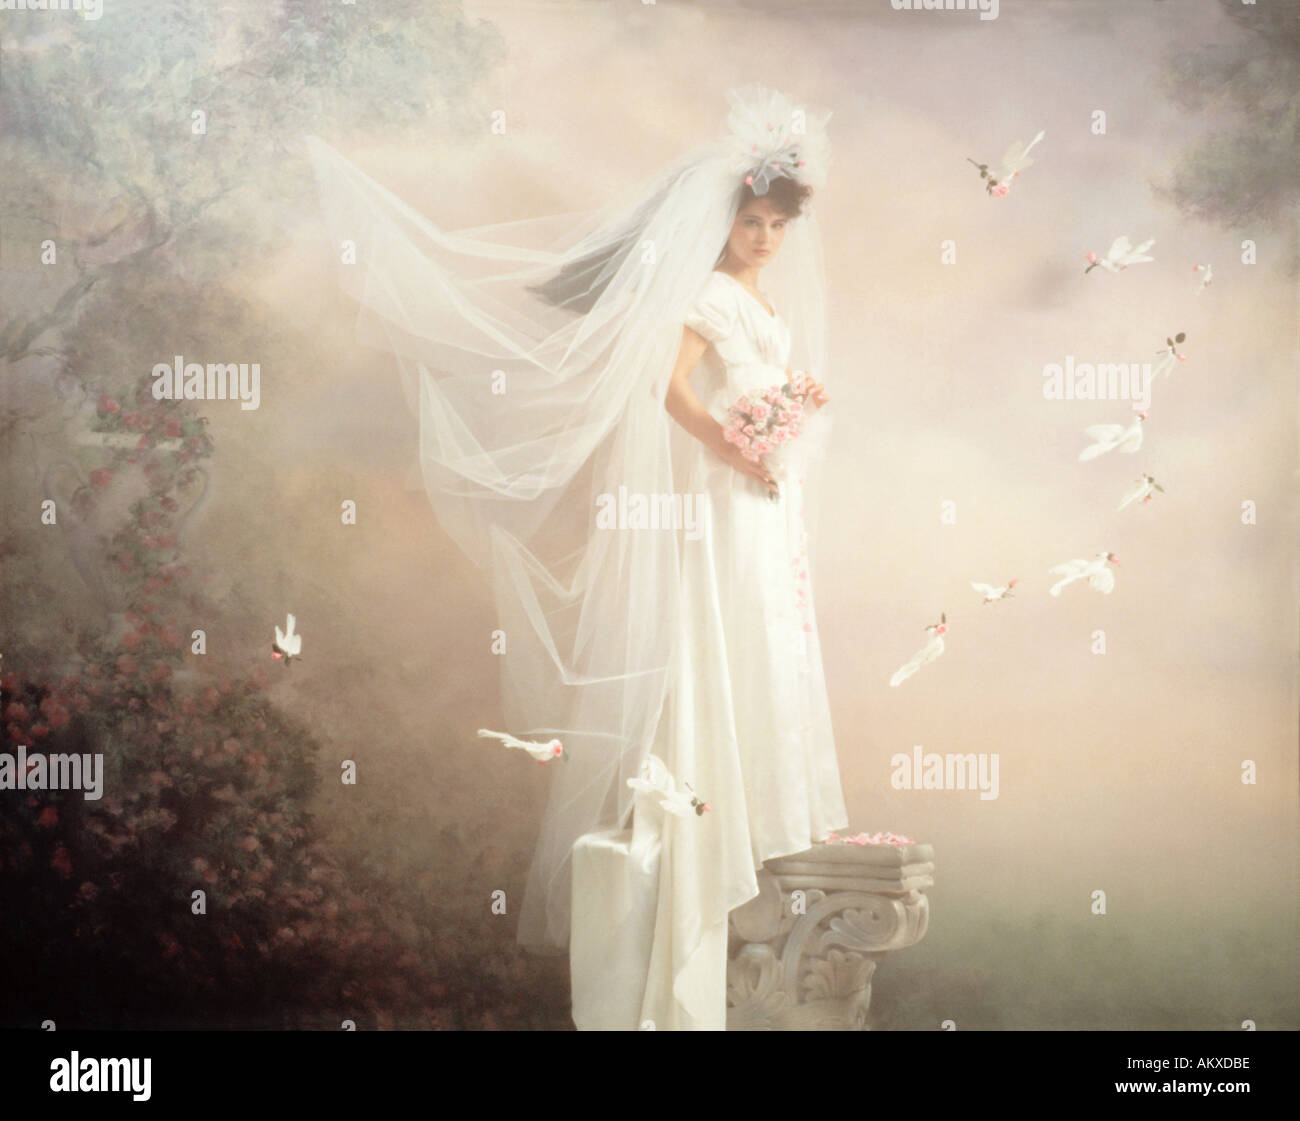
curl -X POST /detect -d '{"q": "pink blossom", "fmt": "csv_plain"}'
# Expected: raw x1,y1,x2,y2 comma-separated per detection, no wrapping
834,830,915,846
51,845,73,878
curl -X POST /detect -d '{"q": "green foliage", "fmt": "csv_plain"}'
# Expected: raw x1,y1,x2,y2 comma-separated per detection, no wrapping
1156,0,1300,233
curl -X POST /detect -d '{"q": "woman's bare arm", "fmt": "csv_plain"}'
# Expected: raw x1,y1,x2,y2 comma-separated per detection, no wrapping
665,326,778,495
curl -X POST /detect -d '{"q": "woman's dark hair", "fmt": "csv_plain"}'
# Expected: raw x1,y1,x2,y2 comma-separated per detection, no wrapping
738,175,813,218
527,175,676,314
529,174,813,314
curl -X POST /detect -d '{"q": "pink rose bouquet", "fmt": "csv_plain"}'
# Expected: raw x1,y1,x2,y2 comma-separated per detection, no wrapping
721,371,816,463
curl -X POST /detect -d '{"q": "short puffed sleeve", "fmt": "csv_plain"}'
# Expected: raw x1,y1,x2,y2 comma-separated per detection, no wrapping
683,275,736,343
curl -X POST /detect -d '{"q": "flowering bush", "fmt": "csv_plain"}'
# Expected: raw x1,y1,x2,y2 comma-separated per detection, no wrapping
0,660,568,1029
4,663,347,1024
0,372,571,1030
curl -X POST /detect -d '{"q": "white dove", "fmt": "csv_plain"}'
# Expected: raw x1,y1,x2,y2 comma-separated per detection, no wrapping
1153,332,1187,379
1048,552,1118,597
477,727,565,763
272,613,301,663
1079,410,1148,461
1084,235,1155,274
627,756,709,816
971,578,1018,603
967,129,1045,196
1118,474,1164,510
1193,263,1213,294
998,130,1045,179
889,613,948,687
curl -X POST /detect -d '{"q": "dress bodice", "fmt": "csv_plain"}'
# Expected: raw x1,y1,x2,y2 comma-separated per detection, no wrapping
683,269,830,474
684,271,793,421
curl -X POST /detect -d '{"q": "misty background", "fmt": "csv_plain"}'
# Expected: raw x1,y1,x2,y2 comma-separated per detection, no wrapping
2,0,1295,1028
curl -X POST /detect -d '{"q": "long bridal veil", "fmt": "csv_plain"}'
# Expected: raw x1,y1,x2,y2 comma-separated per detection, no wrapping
306,84,832,950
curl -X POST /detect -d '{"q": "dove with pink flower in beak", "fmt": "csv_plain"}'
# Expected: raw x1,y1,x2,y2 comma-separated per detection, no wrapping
627,756,709,817
970,579,1018,603
966,129,1045,197
477,727,565,763
272,613,301,664
1118,473,1164,510
889,613,947,687
1048,552,1118,597
1193,263,1213,294
1153,333,1187,380
1084,235,1155,274
1079,410,1148,461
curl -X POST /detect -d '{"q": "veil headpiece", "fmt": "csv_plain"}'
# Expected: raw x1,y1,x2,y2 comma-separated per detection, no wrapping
722,84,832,197
307,83,832,950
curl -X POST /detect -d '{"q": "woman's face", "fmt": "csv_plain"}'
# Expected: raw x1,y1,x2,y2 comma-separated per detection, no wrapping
723,196,790,271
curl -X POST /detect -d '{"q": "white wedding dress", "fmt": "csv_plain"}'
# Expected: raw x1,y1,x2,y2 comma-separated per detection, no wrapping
569,269,848,1030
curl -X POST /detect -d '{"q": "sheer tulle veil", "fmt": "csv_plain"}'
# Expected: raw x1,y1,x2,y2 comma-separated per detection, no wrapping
306,83,833,950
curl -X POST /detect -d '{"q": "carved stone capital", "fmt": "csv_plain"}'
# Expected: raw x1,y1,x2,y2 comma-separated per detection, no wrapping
726,841,934,1030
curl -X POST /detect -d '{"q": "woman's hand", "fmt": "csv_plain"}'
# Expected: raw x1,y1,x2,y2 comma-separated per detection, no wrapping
804,376,829,409
787,368,829,410
712,432,780,497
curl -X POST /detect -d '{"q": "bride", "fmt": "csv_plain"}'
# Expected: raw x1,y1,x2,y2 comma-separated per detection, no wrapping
308,83,848,1030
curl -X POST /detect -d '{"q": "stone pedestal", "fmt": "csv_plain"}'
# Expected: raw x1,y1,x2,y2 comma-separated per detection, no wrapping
725,842,934,1030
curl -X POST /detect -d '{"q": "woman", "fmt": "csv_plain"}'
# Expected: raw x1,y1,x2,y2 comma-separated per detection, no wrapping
606,175,848,1031
308,83,846,1030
